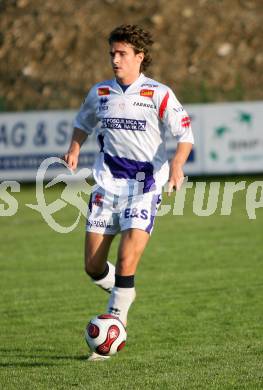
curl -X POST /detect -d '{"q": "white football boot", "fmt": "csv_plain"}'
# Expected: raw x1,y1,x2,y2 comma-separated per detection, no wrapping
88,352,111,361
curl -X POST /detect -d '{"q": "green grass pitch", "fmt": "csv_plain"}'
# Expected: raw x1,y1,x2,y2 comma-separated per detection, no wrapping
0,177,262,389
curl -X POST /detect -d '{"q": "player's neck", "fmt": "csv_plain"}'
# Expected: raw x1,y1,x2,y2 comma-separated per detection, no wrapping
116,73,141,86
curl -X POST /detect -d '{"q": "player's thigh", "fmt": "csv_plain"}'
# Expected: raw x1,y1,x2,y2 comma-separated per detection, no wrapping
85,231,115,274
116,228,150,275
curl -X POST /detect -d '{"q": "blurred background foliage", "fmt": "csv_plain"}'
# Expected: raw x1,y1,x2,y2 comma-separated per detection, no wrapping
0,0,262,111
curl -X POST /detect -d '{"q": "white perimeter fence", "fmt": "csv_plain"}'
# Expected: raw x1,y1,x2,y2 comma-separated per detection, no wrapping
0,101,262,181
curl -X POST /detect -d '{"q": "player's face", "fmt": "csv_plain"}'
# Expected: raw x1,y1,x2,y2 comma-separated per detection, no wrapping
110,41,144,85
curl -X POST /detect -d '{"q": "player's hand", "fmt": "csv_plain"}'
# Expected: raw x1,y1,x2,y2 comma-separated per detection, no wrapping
168,162,184,196
63,151,79,171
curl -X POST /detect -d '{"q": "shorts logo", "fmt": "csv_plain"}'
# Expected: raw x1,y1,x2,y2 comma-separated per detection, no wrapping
140,89,154,98
181,116,191,128
87,219,112,228
93,193,104,207
124,208,148,220
98,87,110,96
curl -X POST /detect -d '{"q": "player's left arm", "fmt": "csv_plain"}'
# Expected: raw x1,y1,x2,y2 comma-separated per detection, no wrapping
158,87,194,193
168,142,192,194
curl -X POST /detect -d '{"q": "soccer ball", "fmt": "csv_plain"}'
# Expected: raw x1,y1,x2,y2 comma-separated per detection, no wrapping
85,314,127,356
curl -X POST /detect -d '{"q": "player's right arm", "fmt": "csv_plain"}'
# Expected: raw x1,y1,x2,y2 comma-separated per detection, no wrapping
63,86,98,170
63,128,88,170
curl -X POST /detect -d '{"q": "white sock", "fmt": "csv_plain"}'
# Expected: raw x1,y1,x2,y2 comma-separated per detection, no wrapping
107,286,136,326
92,261,115,293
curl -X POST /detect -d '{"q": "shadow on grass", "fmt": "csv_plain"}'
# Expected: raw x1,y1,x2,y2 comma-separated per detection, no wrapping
0,362,56,368
0,347,88,367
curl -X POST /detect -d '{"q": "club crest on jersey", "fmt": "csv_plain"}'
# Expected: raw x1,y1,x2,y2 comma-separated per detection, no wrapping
181,116,191,128
98,87,110,96
140,89,154,98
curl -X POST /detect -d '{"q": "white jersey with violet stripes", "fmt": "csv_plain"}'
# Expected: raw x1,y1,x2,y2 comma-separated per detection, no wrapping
74,73,194,195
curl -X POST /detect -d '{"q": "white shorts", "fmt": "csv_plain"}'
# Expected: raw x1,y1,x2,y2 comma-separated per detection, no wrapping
86,186,162,235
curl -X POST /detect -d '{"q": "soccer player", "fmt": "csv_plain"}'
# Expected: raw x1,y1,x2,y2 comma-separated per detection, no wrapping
64,24,194,360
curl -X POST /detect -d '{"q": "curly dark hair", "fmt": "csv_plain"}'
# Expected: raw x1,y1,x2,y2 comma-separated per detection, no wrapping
108,24,154,72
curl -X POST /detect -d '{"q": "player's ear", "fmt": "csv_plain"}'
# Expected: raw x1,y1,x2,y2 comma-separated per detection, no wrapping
137,52,144,64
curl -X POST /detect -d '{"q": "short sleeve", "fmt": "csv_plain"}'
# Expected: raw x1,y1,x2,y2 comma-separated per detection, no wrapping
160,88,194,144
73,87,98,135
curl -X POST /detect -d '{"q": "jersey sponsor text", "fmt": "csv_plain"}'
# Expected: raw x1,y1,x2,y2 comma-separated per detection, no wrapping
133,102,155,109
101,118,146,131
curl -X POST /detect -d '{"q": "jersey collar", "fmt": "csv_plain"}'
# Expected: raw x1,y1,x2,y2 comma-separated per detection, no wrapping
113,73,146,94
